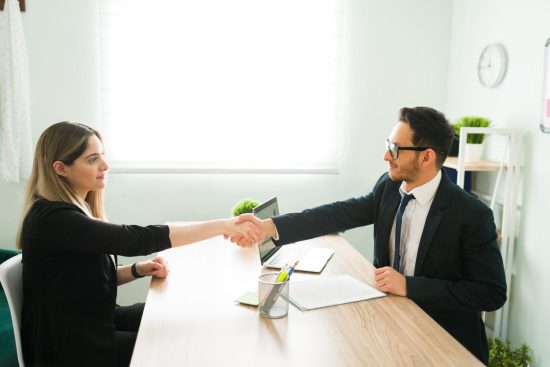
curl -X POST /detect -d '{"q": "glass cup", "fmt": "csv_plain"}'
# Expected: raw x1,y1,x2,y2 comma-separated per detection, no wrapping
258,272,289,318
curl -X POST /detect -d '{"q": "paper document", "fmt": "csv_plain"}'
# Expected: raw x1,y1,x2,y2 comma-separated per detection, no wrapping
289,275,386,311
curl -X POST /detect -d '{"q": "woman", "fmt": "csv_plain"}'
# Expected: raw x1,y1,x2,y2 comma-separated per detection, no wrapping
16,122,260,367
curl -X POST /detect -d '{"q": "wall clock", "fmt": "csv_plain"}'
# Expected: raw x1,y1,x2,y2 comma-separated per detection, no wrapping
478,43,508,88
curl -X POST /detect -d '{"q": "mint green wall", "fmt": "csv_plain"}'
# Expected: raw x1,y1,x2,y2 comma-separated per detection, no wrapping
4,1,546,363
0,0,100,254
0,0,451,318
446,0,550,365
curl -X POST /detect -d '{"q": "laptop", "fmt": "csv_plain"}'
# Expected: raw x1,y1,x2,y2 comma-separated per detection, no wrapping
253,197,334,273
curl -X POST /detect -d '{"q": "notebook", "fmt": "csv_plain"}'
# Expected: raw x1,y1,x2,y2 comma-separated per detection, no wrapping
253,197,334,273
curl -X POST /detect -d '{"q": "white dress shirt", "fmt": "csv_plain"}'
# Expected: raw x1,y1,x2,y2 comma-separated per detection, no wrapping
389,170,442,276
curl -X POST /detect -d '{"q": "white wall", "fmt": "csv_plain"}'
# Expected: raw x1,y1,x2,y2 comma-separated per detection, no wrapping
0,0,456,354
0,0,100,252
0,0,453,304
3,0,547,363
446,0,550,365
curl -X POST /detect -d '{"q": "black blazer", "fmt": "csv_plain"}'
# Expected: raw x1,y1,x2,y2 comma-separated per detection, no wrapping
272,171,507,364
21,199,172,367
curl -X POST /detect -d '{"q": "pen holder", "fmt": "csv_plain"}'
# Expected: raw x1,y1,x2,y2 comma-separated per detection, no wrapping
258,272,290,319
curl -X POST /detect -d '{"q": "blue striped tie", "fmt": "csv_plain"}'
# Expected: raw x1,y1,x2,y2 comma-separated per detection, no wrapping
393,193,415,272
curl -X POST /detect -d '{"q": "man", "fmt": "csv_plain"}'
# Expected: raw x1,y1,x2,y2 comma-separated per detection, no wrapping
234,107,506,364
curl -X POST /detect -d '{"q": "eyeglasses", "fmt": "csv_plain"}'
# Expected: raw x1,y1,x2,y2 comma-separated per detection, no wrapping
385,139,432,160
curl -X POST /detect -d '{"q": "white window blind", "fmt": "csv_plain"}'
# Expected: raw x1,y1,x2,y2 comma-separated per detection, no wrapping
99,0,344,172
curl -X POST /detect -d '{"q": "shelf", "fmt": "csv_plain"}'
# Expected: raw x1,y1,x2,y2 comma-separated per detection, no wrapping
443,157,505,172
448,127,523,341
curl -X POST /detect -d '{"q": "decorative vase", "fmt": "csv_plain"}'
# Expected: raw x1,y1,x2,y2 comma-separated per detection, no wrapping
464,143,483,162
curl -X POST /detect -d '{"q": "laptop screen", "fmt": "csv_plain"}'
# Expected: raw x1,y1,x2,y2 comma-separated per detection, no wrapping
253,197,279,261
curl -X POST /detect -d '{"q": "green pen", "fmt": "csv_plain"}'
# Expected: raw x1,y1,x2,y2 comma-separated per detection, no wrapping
276,264,289,282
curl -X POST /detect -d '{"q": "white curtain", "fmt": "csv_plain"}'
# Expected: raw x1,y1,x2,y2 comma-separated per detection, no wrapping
0,0,31,182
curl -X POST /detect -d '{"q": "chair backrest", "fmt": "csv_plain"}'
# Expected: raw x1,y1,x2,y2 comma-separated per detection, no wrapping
0,254,25,367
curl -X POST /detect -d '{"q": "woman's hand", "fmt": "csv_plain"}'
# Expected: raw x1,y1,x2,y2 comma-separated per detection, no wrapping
223,216,262,248
224,214,277,247
137,257,169,278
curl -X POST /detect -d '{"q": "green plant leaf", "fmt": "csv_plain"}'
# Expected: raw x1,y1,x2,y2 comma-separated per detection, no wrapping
488,338,532,367
453,116,491,144
232,199,260,217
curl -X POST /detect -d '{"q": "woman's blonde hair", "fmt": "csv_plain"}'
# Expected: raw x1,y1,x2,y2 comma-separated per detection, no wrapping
16,122,106,249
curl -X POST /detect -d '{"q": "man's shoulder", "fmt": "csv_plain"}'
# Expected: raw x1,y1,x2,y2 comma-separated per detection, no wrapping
439,177,492,214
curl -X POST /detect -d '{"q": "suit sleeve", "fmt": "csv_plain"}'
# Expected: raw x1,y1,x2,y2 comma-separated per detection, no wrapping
34,205,172,256
271,174,390,246
406,205,507,312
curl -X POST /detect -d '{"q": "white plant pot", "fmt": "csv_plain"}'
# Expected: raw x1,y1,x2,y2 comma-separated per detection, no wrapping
464,143,483,162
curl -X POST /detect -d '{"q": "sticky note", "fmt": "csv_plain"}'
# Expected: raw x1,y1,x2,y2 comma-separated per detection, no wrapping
236,291,259,306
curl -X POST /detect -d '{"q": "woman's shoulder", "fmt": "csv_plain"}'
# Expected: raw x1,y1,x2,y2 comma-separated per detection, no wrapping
29,199,85,218
22,200,88,248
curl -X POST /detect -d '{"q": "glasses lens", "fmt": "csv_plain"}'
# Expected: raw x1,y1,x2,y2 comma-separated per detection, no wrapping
386,140,398,159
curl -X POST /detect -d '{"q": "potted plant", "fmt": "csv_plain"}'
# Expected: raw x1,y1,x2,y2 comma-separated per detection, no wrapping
488,338,532,367
453,116,491,162
232,199,260,217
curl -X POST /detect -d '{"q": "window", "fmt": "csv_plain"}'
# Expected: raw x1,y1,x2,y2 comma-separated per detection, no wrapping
99,0,344,172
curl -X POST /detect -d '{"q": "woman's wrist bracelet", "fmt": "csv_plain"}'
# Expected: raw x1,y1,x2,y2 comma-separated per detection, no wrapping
131,262,144,278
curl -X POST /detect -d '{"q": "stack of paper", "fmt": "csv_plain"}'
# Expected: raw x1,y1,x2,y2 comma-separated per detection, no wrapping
289,274,386,311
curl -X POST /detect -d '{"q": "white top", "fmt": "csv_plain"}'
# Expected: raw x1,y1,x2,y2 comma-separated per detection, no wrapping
389,170,442,276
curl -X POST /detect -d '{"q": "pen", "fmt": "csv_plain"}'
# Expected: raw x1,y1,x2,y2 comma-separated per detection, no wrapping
261,265,288,305
287,260,299,279
276,264,289,283
262,265,290,311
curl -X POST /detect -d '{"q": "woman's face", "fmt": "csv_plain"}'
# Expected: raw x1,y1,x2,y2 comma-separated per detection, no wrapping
60,135,109,199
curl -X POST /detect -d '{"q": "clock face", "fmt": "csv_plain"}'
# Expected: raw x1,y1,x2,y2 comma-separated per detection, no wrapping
478,44,507,88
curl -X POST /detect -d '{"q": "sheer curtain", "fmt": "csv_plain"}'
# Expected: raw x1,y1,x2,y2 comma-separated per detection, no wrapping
0,0,31,182
99,0,344,172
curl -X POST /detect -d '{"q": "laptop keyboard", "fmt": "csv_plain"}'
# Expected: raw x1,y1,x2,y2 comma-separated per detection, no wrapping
267,246,309,265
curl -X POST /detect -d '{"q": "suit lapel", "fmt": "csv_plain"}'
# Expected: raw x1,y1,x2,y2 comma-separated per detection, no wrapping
378,184,401,266
414,171,453,275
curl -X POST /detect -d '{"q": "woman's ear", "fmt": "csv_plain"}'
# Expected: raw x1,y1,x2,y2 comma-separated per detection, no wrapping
52,161,68,177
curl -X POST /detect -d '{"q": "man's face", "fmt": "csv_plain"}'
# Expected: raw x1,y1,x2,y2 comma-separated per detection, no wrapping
383,121,422,182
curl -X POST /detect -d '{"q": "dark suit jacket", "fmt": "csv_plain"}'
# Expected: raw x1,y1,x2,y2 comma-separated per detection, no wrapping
21,199,172,367
272,171,507,364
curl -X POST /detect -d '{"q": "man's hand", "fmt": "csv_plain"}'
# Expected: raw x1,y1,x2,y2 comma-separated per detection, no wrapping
222,215,263,247
374,266,407,296
224,213,276,247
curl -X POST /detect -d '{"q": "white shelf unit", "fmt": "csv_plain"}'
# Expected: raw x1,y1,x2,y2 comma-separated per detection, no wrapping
443,127,523,341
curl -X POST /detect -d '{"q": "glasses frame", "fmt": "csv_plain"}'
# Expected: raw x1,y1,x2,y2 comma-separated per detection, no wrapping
385,139,432,160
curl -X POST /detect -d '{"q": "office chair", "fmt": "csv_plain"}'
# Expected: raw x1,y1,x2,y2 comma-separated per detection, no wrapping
0,254,25,367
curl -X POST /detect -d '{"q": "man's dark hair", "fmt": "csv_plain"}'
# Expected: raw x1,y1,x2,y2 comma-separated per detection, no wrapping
398,107,454,168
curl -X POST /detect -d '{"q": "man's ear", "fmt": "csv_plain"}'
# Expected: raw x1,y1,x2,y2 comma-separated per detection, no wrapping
52,161,69,177
421,149,437,168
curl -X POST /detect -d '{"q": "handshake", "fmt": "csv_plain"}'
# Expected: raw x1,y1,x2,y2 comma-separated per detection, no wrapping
223,214,277,247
